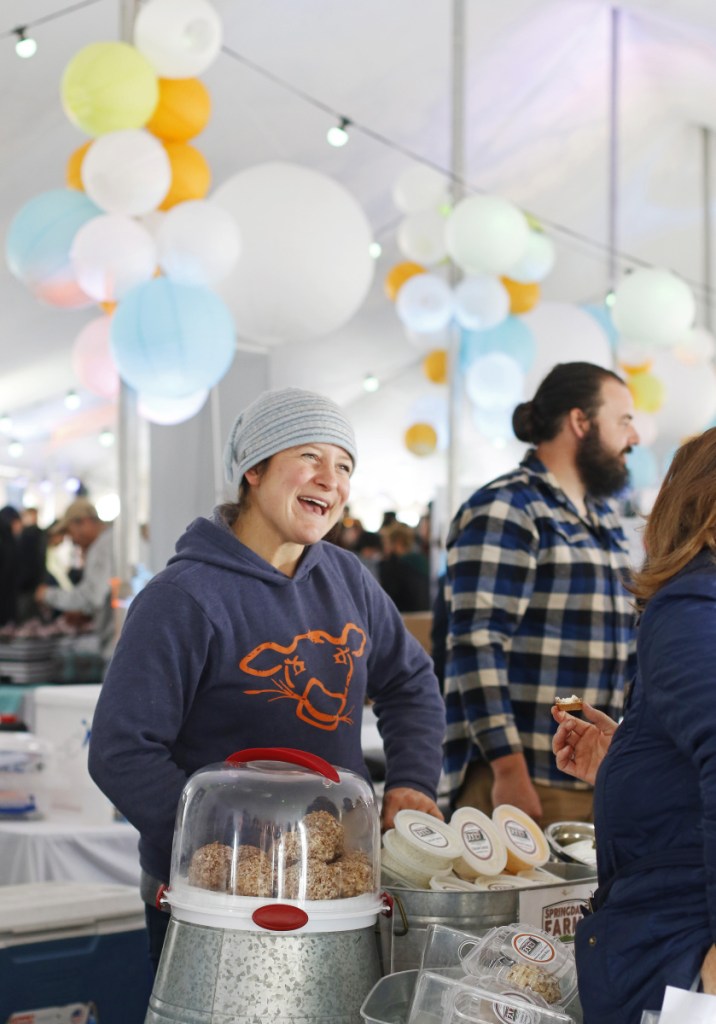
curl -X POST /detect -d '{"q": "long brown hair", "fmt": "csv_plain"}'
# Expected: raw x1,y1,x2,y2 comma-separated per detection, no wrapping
630,427,716,607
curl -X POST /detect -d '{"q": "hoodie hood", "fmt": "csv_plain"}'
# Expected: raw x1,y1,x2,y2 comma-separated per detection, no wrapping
166,509,325,585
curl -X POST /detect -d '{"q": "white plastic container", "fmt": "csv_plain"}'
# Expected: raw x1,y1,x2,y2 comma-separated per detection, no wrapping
0,731,52,819
450,807,508,879
461,923,578,1009
492,805,550,873
32,685,114,824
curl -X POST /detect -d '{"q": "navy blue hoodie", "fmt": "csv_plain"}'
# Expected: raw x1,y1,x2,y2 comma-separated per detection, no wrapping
88,513,445,883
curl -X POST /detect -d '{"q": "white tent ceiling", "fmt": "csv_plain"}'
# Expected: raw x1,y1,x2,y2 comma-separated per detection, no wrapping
2,0,716,523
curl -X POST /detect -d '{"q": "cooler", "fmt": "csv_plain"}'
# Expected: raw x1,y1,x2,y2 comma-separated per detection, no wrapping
0,882,152,1024
32,685,114,824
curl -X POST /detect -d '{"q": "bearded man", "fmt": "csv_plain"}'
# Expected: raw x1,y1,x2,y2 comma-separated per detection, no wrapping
443,362,639,825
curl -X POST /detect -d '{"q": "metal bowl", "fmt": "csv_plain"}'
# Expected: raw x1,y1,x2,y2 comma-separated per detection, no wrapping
545,821,596,864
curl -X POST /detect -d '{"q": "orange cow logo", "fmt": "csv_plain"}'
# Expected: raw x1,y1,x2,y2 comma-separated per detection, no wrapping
240,623,367,731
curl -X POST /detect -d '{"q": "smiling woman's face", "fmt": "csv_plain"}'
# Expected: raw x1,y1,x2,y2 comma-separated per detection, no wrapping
243,442,353,552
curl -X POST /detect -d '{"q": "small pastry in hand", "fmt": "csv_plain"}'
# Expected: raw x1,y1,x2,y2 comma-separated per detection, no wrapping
553,694,583,713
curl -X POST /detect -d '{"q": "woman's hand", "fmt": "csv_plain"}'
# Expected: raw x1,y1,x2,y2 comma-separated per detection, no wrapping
701,943,716,994
551,702,618,785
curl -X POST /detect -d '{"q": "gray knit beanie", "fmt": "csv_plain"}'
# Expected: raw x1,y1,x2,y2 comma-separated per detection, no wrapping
224,387,357,486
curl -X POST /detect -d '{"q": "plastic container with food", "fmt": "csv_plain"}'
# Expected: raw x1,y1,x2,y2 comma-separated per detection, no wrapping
461,923,578,1009
0,731,52,819
408,969,576,1024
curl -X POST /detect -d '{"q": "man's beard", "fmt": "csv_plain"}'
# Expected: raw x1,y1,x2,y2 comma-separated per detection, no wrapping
576,424,631,499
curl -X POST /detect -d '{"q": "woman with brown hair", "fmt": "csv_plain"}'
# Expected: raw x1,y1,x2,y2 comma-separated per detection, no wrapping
552,426,716,1022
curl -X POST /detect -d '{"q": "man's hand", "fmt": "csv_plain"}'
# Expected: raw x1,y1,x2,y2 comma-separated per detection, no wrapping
551,702,618,785
381,786,443,831
490,752,543,821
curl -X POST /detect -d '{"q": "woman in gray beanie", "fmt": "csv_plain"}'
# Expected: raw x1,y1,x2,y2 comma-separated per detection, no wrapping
88,386,446,971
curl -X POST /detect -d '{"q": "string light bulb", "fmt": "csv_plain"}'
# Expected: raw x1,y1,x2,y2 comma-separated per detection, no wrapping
363,373,380,393
8,439,23,458
14,27,37,59
99,427,115,448
326,117,351,148
0,413,11,434
368,242,382,259
64,389,81,410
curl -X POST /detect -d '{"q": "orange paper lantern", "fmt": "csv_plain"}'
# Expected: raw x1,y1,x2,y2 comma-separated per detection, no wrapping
423,349,448,384
158,142,211,211
384,261,426,301
405,422,438,456
146,78,211,142
99,300,117,315
501,277,540,314
66,141,92,191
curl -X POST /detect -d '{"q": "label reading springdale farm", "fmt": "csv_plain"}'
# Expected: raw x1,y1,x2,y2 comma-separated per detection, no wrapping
511,932,556,963
505,819,538,855
461,821,493,860
409,822,448,848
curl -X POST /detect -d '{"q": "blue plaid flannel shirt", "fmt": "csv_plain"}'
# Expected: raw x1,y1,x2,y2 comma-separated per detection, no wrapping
443,450,636,802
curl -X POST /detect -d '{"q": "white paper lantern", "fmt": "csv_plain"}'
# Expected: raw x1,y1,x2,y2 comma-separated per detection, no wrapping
466,352,524,411
82,130,171,216
445,195,530,276
392,165,450,215
213,162,374,344
395,273,454,333
453,275,510,331
505,231,556,283
139,388,209,424
396,211,448,266
521,302,614,395
650,349,716,441
70,214,157,302
134,0,222,78
157,200,241,286
674,325,716,365
611,268,696,347
631,410,658,448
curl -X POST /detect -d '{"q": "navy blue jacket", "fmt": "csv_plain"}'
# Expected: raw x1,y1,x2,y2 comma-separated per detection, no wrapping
576,550,716,1022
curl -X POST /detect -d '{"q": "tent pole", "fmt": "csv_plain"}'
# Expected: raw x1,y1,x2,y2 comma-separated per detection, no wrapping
113,0,145,637
607,5,620,297
702,126,713,331
446,0,466,530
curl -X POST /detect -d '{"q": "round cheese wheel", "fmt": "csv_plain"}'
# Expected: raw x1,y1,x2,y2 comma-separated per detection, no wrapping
450,806,508,878
492,804,549,872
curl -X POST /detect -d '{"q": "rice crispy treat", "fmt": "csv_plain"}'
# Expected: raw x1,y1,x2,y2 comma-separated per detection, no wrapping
335,849,373,897
505,962,562,1004
188,842,273,896
282,858,341,900
281,810,344,864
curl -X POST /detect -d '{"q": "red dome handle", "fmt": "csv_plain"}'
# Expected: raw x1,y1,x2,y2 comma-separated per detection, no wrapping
226,747,340,783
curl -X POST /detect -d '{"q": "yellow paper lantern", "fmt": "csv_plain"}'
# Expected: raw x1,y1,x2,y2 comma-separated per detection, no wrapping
159,142,211,210
384,261,426,301
99,300,117,315
619,355,654,376
61,42,159,137
627,371,665,413
423,349,448,384
66,141,92,191
501,277,540,315
405,422,438,456
145,78,211,142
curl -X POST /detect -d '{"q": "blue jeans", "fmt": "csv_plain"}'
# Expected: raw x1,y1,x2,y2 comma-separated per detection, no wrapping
145,902,171,976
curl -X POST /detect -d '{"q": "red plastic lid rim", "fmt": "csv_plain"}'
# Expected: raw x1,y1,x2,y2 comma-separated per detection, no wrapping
225,747,340,783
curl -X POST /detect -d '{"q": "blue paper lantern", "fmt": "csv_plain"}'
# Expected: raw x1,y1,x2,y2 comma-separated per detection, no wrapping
5,189,101,307
627,446,660,491
111,278,236,397
460,316,536,374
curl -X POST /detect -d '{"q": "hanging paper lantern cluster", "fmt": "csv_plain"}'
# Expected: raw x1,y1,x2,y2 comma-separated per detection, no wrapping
4,0,240,426
386,164,557,455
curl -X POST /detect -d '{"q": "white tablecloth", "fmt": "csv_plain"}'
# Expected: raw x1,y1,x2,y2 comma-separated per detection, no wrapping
0,811,141,887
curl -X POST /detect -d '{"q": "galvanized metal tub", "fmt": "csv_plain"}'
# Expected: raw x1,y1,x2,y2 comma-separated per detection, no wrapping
382,862,596,974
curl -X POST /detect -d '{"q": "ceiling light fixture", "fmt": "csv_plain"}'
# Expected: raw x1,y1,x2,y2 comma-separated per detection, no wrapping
368,242,382,259
604,289,616,308
64,389,81,410
0,413,11,434
99,427,115,448
326,117,351,148
14,27,37,59
8,439,23,458
363,373,380,393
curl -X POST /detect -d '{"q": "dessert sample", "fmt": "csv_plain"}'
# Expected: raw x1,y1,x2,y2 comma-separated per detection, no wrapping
553,694,583,712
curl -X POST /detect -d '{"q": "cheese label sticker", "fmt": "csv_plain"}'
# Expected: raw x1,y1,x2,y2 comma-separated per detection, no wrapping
408,822,448,847
493,997,537,1024
505,819,538,855
461,822,493,860
511,932,556,963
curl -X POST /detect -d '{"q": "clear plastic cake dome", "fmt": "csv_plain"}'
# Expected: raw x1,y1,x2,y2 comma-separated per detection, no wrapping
167,748,384,932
